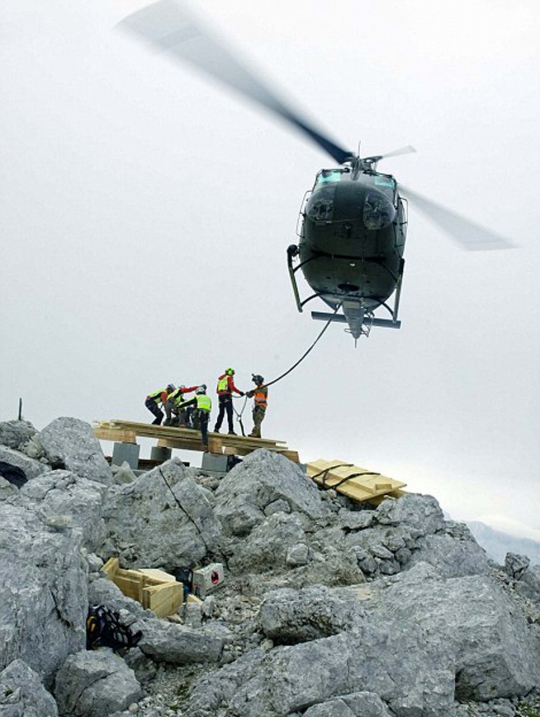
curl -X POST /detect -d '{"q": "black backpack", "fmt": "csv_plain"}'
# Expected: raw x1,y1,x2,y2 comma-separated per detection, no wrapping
86,605,142,656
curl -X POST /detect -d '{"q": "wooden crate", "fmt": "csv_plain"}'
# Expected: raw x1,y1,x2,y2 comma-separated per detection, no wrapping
101,558,184,617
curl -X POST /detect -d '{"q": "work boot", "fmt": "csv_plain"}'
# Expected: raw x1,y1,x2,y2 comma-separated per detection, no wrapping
163,418,171,426
213,427,220,433
228,431,237,436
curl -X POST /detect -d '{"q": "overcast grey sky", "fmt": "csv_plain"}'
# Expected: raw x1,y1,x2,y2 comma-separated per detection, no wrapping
1,0,539,540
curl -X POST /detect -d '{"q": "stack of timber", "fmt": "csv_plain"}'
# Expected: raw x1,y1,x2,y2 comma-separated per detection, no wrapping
306,459,406,505
93,419,299,462
102,558,184,618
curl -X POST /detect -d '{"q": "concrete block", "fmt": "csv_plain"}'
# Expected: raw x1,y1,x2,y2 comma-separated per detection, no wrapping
202,453,229,473
150,446,172,462
112,442,140,469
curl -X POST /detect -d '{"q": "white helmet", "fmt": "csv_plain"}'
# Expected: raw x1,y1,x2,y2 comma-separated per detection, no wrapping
196,385,207,394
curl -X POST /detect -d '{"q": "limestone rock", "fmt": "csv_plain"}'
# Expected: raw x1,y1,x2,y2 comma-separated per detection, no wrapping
101,459,221,568
505,552,531,580
227,512,306,573
215,450,332,537
303,691,393,717
0,446,47,481
0,659,58,717
515,564,540,603
0,505,87,686
137,619,228,664
257,585,363,644
54,649,142,717
408,532,491,578
16,470,106,552
39,417,112,485
0,420,37,451
373,562,540,702
375,493,445,534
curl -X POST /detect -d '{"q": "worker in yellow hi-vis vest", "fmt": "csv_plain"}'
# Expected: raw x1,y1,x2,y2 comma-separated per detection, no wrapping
177,385,212,451
213,368,244,435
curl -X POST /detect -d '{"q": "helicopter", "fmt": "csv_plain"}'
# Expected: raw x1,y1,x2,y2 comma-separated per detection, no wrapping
119,0,513,342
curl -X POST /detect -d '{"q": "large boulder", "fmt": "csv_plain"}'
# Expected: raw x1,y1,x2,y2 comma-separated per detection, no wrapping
136,619,229,664
215,450,332,537
0,505,87,686
375,493,445,534
16,470,106,552
373,562,540,702
257,585,363,644
0,420,37,451
0,659,58,717
39,417,112,485
100,458,221,569
187,621,455,716
53,649,142,717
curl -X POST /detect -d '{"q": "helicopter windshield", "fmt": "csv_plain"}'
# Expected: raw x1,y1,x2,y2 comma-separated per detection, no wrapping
366,174,396,200
314,169,343,187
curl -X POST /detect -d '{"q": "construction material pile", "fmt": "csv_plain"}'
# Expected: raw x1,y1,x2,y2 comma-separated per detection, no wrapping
1,417,540,717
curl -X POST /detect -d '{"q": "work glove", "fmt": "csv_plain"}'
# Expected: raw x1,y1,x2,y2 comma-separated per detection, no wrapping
239,391,245,397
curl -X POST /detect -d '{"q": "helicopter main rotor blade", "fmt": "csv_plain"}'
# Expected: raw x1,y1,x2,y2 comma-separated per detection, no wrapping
400,185,515,251
118,0,354,165
380,145,416,160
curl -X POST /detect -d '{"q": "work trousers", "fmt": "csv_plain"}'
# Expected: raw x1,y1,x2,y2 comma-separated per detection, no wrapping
145,398,163,425
250,405,266,438
214,394,234,433
195,410,210,447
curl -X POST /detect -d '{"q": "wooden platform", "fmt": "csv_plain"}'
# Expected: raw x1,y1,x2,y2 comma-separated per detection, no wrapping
306,459,406,504
93,419,299,462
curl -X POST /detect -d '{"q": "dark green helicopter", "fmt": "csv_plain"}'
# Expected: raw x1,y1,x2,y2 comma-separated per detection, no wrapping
120,0,513,342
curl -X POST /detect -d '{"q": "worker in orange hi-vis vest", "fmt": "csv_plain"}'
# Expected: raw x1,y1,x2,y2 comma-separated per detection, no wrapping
213,367,244,435
246,374,268,438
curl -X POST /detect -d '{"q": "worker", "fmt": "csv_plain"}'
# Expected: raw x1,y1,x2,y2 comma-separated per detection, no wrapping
164,384,200,426
145,384,176,425
213,367,244,435
177,385,212,451
246,374,268,438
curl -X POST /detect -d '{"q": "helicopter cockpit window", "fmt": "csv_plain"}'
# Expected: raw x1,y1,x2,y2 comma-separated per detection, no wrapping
363,192,396,231
315,169,342,187
373,176,396,199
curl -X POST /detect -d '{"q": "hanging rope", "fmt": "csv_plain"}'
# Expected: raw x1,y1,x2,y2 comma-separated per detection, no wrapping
261,303,342,390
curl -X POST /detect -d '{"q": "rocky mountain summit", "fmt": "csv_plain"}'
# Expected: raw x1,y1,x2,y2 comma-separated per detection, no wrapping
1,417,539,717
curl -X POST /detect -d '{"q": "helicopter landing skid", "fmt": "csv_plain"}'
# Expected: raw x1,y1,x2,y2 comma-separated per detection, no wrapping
311,312,402,330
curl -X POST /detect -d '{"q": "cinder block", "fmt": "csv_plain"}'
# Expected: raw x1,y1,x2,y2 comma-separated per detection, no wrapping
202,453,229,473
150,446,172,462
112,442,140,469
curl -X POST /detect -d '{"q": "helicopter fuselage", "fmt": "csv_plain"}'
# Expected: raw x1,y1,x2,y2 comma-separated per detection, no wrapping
299,167,407,315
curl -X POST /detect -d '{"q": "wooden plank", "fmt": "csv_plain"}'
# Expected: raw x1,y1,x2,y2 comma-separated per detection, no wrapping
102,557,119,578
306,459,406,504
208,436,223,454
93,428,137,444
114,573,144,602
95,420,288,446
278,450,300,463
144,581,184,618
138,568,177,583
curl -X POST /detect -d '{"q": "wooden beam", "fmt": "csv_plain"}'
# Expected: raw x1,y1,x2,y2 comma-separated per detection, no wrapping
93,428,137,444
